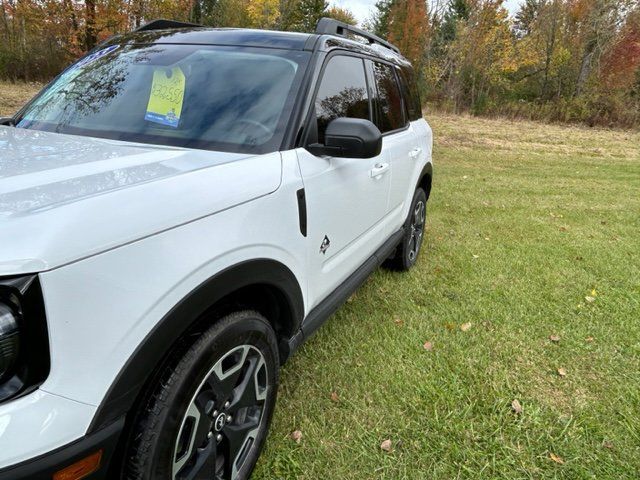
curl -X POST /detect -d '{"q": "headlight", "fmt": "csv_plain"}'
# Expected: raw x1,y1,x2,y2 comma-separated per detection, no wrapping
0,303,20,381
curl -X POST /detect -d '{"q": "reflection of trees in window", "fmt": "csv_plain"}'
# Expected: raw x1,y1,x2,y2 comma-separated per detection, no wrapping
316,86,368,142
22,45,161,132
374,62,404,132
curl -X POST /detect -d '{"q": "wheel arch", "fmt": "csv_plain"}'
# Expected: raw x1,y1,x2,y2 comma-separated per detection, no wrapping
417,162,433,200
88,258,304,435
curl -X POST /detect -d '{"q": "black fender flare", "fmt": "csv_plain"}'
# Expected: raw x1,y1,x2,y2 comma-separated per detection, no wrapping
88,259,304,433
417,162,433,199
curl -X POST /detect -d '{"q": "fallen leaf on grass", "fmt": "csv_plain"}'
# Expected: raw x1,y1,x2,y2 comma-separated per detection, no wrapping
330,392,339,403
602,440,614,449
393,317,403,326
549,334,561,343
290,430,303,444
585,296,596,303
423,341,434,351
586,336,594,342
511,399,523,414
549,452,564,464
460,322,472,332
380,439,393,452
557,367,567,377
472,254,480,259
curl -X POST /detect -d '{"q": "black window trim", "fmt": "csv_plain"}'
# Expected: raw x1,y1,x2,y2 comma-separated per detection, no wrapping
366,58,411,138
300,50,375,150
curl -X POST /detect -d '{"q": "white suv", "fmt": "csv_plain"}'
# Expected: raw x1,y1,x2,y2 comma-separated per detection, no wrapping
0,18,432,480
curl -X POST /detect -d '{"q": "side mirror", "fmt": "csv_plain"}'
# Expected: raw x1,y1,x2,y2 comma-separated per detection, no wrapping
0,117,15,126
308,118,382,159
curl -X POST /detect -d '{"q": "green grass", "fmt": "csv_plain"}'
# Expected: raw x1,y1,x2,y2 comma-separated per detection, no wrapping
253,114,640,479
2,83,639,479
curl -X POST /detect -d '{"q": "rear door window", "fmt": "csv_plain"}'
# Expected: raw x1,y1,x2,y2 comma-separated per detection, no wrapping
372,61,405,133
314,55,371,144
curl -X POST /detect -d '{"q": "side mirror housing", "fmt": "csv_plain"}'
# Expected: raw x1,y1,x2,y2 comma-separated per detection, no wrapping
308,118,382,159
0,117,15,126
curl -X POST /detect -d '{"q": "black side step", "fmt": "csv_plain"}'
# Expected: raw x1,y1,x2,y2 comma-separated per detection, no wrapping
285,228,404,356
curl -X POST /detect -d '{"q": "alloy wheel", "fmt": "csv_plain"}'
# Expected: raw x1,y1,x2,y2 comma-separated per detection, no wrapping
172,345,268,480
407,200,425,262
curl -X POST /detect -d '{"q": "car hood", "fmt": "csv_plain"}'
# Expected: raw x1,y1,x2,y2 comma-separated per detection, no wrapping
0,127,282,275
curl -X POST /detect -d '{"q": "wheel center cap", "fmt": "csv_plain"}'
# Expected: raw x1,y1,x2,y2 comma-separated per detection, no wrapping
214,413,227,432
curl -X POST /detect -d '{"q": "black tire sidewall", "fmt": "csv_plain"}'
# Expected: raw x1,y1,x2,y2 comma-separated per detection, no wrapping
125,311,279,480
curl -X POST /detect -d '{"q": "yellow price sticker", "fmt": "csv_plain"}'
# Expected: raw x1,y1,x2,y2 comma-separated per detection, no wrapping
145,67,186,128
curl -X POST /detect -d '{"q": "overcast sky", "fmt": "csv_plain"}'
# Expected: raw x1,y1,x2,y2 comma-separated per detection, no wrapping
331,0,524,26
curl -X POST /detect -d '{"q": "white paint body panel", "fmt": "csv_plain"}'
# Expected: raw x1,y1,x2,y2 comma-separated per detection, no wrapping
0,390,96,467
0,117,432,465
0,127,280,275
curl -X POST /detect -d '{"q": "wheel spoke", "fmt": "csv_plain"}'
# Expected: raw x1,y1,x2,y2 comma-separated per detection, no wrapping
176,440,218,480
173,402,203,478
207,346,250,402
229,354,267,412
224,422,260,479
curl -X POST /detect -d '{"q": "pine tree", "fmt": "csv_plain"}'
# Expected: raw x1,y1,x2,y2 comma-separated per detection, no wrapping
367,0,394,38
440,0,469,43
297,0,328,32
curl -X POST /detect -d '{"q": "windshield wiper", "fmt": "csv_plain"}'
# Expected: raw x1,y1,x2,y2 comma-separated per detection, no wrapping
0,117,15,127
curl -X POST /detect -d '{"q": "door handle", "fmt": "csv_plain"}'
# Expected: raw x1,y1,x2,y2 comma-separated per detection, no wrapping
409,147,422,159
370,162,390,178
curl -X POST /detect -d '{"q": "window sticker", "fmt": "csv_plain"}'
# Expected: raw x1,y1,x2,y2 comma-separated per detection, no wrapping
145,67,186,128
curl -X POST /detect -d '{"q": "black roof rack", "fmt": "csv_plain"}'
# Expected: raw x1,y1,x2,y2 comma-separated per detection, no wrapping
315,17,400,54
135,19,203,32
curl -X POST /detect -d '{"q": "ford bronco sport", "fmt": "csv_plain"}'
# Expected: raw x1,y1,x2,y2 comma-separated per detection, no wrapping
0,18,432,480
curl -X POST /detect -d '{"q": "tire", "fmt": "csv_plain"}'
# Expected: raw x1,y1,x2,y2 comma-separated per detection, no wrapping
385,187,427,271
122,310,279,480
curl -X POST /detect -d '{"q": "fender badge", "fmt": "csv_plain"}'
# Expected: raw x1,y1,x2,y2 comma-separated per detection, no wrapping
320,235,331,254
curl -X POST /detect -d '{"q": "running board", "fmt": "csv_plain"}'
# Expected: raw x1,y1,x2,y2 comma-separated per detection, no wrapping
285,228,404,358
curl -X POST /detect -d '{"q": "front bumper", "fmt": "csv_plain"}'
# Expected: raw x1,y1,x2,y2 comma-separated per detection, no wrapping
0,390,123,479
0,418,123,480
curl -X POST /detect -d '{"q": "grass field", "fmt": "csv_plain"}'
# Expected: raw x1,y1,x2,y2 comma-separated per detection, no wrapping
254,116,640,479
2,83,639,479
0,81,42,117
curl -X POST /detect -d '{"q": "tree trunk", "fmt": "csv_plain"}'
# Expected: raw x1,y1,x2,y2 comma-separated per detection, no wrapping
85,0,97,51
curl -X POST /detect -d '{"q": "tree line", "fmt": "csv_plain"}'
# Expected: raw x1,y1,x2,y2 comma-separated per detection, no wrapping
1,0,639,128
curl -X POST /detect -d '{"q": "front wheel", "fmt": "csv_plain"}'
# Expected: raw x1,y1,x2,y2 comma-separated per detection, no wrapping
123,310,279,480
385,187,427,271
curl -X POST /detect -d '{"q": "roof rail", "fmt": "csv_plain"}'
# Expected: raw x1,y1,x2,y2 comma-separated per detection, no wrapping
315,17,400,54
135,19,203,32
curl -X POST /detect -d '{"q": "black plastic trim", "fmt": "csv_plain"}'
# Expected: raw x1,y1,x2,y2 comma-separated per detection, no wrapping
296,188,308,237
0,276,50,404
88,259,304,433
315,17,400,54
0,417,124,480
135,19,204,32
418,162,433,199
291,228,404,349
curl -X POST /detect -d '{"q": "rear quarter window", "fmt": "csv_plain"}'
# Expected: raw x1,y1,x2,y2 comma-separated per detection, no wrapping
400,66,422,121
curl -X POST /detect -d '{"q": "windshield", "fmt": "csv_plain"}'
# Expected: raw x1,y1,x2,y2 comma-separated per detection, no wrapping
15,44,309,154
